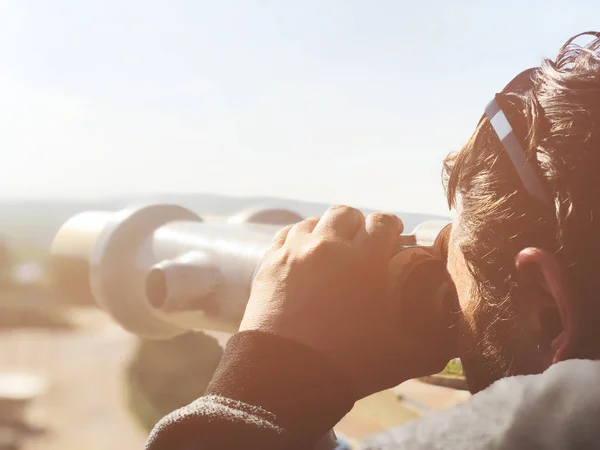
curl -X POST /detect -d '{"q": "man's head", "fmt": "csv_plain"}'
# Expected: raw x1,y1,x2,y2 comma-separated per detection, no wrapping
444,32,600,393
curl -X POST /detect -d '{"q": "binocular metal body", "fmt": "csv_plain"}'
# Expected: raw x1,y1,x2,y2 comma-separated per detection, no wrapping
50,204,452,340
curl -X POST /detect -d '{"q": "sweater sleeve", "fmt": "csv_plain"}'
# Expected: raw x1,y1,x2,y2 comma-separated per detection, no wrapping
145,330,356,450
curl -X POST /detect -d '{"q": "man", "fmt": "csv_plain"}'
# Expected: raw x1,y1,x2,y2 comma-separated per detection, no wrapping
146,32,600,449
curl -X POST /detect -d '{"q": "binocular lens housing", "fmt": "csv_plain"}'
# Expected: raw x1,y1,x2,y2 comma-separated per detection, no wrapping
51,204,455,340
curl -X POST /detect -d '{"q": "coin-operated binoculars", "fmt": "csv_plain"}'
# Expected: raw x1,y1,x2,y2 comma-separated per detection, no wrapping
50,204,455,340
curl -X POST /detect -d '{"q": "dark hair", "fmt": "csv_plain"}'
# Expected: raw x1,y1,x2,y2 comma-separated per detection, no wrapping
443,32,600,359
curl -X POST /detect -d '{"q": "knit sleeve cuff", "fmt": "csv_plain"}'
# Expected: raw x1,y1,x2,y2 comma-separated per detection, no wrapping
205,330,356,439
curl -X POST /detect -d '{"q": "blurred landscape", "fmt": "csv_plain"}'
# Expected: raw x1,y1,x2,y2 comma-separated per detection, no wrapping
0,195,464,450
0,193,448,250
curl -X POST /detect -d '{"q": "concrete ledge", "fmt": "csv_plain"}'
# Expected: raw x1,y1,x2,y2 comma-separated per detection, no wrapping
393,378,471,413
418,375,469,391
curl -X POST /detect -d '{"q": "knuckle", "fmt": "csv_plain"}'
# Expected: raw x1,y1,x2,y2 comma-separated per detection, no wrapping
274,224,293,238
289,222,304,233
289,217,318,235
369,212,397,227
329,204,349,211
270,226,291,247
259,247,295,277
325,206,364,228
329,204,357,216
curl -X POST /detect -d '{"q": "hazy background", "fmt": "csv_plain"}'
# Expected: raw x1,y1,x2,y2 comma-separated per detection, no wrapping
2,0,599,221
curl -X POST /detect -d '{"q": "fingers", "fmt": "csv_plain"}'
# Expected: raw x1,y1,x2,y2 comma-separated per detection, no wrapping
271,209,402,252
291,217,320,234
354,213,403,250
313,205,365,240
271,224,294,249
271,217,320,249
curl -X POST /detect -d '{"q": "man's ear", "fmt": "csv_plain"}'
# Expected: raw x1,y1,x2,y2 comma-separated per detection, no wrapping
515,248,579,365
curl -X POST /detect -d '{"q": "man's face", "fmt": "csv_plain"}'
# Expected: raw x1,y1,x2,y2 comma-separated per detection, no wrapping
446,212,534,393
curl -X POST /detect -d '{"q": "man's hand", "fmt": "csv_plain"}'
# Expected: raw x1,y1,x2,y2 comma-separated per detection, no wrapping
240,205,453,400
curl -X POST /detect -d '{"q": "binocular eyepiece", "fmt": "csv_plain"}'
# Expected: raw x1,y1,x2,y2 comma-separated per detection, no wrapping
50,204,457,341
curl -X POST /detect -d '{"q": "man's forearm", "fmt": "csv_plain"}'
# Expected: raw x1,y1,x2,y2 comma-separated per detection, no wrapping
145,331,356,450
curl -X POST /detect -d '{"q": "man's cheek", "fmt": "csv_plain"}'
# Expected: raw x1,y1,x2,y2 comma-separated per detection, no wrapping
449,258,476,327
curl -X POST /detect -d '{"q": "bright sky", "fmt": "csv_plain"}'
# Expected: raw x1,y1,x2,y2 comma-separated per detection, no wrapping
0,0,598,214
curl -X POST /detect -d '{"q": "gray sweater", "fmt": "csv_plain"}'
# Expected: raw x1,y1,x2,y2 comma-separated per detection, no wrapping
146,331,600,450
363,359,600,449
